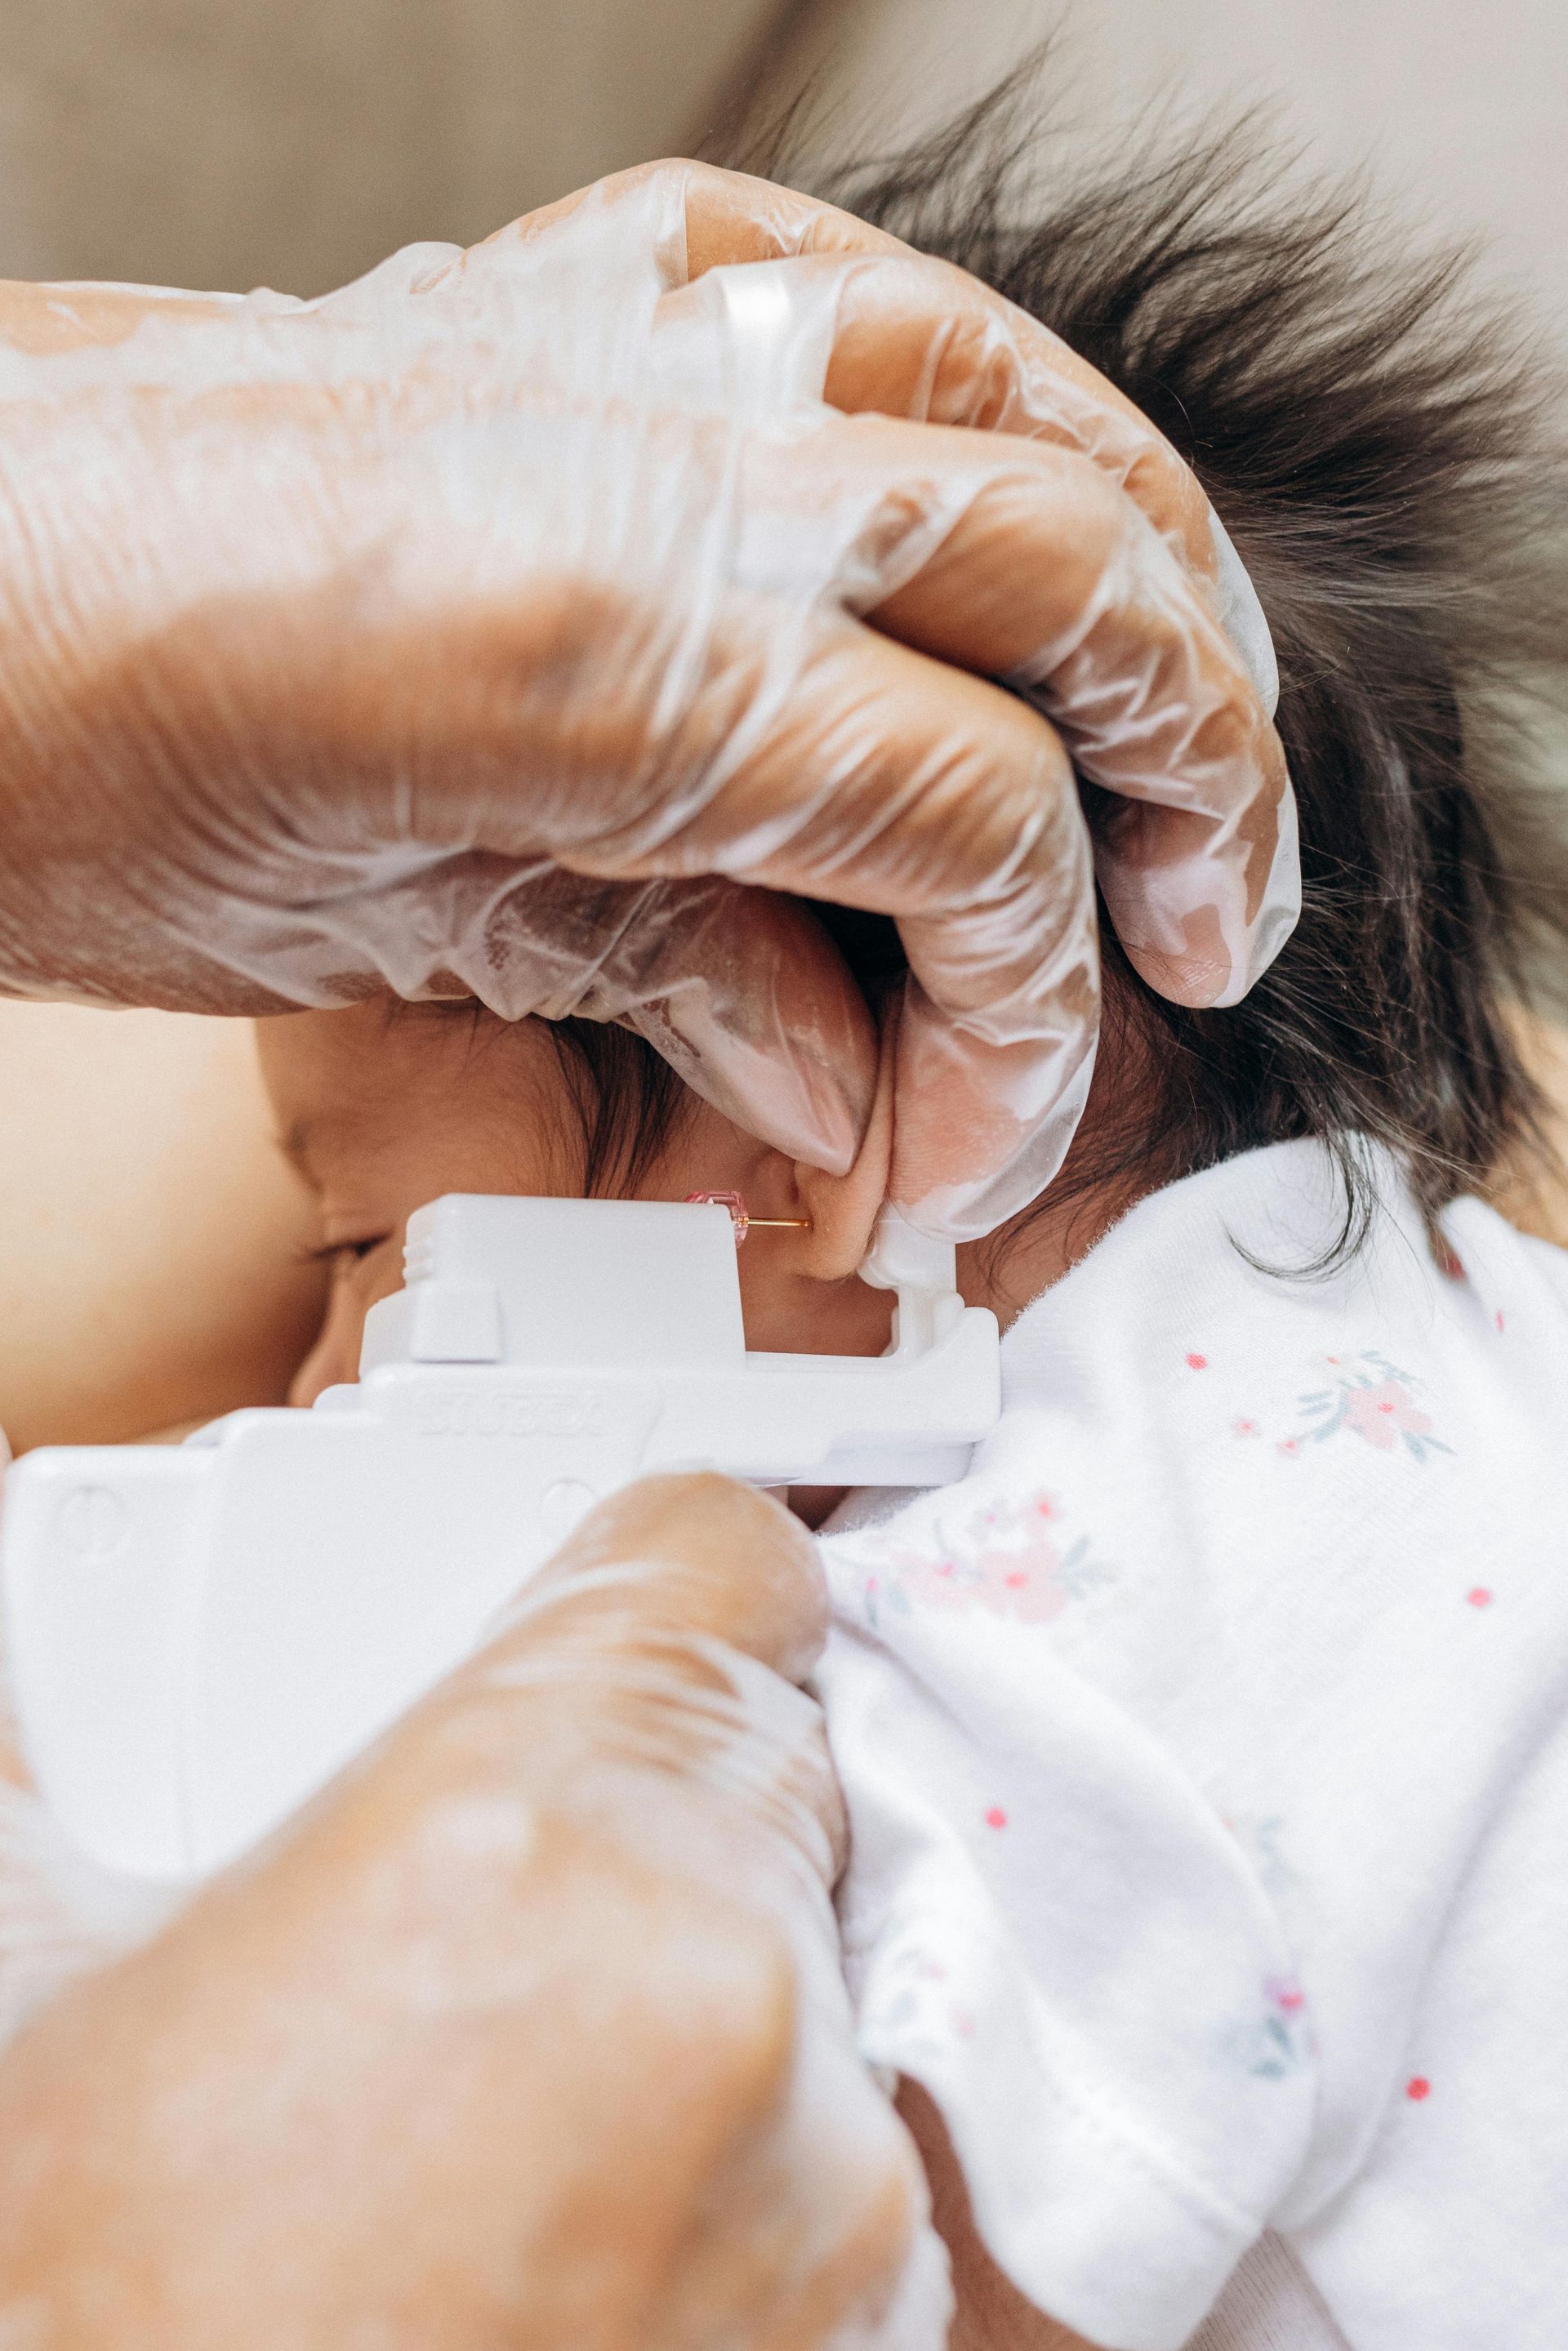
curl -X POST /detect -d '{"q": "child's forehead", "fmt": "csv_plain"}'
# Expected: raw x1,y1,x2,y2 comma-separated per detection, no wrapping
260,998,564,1173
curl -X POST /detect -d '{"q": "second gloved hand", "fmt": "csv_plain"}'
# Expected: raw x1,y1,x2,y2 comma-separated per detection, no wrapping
0,1474,946,2350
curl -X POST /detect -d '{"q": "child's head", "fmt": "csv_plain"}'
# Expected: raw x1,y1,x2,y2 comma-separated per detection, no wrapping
261,82,1568,1386
257,995,902,1405
751,77,1568,1252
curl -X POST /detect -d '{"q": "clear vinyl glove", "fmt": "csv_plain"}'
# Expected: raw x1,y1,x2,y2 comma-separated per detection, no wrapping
0,162,1294,1238
0,1476,947,2351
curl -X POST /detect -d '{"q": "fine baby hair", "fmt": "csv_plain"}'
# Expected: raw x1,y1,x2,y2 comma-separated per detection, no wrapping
550,68,1568,1259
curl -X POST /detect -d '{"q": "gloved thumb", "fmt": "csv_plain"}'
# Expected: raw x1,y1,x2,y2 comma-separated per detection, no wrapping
524,1471,829,1684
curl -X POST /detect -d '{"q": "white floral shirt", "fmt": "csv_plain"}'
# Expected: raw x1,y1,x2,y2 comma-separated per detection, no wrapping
817,1140,1568,2351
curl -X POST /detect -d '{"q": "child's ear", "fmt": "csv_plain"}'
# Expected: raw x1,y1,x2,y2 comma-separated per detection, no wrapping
791,1004,896,1280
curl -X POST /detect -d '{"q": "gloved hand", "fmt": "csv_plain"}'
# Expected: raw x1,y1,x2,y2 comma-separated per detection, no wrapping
0,161,1294,1237
0,1475,947,2350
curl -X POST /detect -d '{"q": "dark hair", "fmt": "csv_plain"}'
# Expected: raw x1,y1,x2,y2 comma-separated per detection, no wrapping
564,70,1568,1251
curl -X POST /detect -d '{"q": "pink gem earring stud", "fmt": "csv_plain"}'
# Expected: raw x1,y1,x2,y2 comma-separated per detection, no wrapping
685,1191,812,1248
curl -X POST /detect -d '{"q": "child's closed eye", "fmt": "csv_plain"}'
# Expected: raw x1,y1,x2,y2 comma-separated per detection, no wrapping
298,1234,393,1273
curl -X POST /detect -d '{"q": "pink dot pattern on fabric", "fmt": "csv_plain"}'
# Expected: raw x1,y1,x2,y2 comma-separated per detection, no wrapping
1406,2076,1432,2102
1266,1975,1306,2015
1467,1587,1493,1609
1186,1352,1208,1369
985,1806,1008,1830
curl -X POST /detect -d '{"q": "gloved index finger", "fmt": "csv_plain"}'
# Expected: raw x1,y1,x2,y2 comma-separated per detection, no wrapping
506,161,1218,579
480,162,1277,714
668,163,1224,591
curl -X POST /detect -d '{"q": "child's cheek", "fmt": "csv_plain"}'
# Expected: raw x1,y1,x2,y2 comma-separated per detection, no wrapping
289,1249,403,1407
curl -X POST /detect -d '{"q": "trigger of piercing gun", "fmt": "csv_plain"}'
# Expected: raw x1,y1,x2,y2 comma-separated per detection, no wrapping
685,1191,812,1248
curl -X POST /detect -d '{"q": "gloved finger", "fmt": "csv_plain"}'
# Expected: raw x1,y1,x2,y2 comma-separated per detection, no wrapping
357,553,1093,1231
514,419,1279,1219
643,278,1293,1011
514,165,1220,587
570,608,1094,1235
664,174,1220,572
0,281,254,358
669,1948,947,2351
478,1474,847,1889
847,421,1297,1010
513,1484,940,2349
493,407,1284,1021
547,878,880,1181
510,157,905,277
455,167,1290,1030
764,247,1219,582
283,853,880,1178
656,159,1275,714
525,1472,831,1688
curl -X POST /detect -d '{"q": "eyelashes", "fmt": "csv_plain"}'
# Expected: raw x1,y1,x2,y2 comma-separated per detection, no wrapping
297,1234,392,1271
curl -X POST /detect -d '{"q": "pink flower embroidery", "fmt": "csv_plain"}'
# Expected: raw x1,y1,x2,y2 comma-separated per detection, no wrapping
899,1529,1070,1625
860,1493,1109,1629
1283,1351,1452,1465
1339,1379,1433,1454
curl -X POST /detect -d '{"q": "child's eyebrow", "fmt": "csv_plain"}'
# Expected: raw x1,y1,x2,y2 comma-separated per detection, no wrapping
276,1102,383,1189
277,1117,321,1185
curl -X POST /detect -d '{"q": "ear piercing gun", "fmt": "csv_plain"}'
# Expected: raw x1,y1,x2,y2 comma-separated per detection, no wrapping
3,1192,999,1879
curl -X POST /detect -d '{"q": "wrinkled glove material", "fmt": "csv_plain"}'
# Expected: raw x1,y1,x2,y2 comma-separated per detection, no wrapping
0,164,1294,1236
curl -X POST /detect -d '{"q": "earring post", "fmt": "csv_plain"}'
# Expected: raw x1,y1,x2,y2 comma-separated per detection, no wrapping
684,1191,812,1246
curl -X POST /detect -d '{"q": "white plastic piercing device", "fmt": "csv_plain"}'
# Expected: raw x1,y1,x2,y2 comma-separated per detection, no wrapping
1,1195,999,1882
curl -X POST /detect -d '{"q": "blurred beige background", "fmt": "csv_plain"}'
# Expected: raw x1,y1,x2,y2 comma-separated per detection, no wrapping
3,1,1562,318
763,0,1568,328
0,0,793,293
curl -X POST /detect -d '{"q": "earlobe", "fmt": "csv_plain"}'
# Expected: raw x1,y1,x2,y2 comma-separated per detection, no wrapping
793,1000,897,1281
